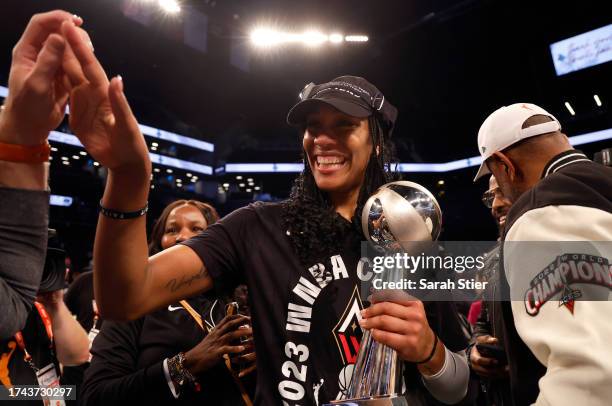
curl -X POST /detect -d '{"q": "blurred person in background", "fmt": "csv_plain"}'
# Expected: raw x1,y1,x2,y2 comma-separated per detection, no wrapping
467,175,512,406
62,262,101,404
80,200,255,406
0,286,90,406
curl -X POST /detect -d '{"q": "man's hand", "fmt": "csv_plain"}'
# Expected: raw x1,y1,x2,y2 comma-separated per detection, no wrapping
0,11,82,146
183,315,252,375
469,335,509,378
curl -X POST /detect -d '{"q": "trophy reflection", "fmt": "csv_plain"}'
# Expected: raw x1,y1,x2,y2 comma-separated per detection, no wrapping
330,181,442,405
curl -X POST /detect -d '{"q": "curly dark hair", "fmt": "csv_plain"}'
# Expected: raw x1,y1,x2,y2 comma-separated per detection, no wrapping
148,200,219,255
282,115,400,266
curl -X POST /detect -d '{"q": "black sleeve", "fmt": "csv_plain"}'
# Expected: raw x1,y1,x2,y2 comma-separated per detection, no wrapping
0,187,49,339
181,205,256,293
79,319,175,405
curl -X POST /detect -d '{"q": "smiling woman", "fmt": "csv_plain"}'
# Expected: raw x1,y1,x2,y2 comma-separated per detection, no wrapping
68,59,470,402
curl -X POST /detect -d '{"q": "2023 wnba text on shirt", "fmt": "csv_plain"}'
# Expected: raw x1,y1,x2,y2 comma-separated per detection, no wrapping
182,202,467,406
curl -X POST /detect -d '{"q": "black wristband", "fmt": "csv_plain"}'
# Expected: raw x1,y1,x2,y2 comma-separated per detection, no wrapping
99,200,148,219
416,333,439,364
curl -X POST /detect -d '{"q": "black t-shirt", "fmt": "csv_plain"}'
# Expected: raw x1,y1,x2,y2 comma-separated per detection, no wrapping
81,293,254,405
0,305,59,406
183,201,468,405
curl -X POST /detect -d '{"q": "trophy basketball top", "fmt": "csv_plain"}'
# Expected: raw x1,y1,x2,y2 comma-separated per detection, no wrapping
361,181,442,250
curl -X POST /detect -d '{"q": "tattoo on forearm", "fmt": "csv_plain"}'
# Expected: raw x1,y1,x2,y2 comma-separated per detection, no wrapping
165,267,209,292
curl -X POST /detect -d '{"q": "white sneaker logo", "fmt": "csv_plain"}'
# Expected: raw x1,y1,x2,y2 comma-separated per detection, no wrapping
168,305,184,312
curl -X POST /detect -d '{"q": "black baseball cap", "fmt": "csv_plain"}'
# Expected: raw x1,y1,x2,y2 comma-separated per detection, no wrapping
286,75,398,134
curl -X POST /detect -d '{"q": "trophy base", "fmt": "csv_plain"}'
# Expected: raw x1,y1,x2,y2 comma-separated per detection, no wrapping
326,395,408,406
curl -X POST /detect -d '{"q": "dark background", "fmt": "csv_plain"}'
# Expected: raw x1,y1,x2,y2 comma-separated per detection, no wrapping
1,0,610,270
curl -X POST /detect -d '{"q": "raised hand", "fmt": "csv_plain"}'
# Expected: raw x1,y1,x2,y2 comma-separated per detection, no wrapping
0,11,82,145
60,20,150,174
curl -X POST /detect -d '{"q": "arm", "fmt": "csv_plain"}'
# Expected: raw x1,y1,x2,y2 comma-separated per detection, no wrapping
81,319,177,405
38,290,90,366
57,21,214,320
360,299,469,403
359,298,447,373
422,348,470,405
0,10,82,339
505,206,612,406
0,187,48,339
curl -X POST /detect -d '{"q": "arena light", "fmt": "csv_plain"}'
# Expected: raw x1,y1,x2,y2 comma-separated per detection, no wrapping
249,28,368,48
46,130,213,175
158,0,181,14
345,35,368,42
329,33,344,44
568,128,612,146
302,30,327,47
565,101,576,116
139,124,214,152
594,94,602,107
250,28,283,47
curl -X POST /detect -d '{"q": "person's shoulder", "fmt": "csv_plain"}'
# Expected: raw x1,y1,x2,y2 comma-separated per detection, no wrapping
248,200,285,214
536,161,612,201
224,200,285,221
506,161,612,233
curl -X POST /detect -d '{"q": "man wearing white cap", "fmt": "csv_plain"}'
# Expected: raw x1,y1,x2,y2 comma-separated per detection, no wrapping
474,103,612,406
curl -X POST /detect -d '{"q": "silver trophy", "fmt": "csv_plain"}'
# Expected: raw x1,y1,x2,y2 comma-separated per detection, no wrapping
330,181,442,406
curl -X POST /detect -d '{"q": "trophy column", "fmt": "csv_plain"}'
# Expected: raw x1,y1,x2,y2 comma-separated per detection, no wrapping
329,263,408,406
326,180,442,406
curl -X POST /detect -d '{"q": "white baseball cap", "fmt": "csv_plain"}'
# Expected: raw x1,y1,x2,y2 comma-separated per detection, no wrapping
473,103,561,181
